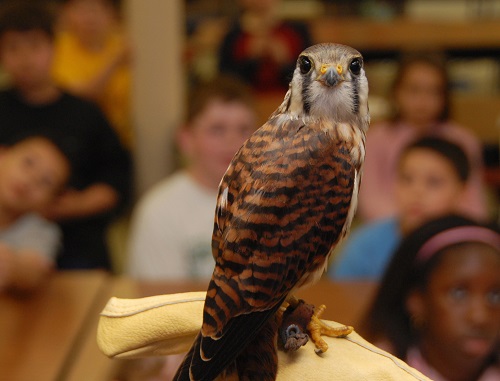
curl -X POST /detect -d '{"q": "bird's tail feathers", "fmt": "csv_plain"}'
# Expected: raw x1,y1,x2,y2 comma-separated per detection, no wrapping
179,300,282,381
173,332,200,381
234,316,279,381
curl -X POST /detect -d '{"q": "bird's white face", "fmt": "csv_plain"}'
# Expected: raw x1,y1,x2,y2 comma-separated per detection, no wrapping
286,44,369,126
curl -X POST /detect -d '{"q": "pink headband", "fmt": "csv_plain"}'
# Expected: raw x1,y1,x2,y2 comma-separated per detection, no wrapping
416,226,500,263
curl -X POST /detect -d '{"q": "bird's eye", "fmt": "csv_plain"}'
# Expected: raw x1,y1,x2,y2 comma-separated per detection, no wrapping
298,55,312,74
349,58,362,75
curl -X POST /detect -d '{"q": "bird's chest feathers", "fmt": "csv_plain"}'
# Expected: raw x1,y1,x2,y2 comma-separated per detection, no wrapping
322,119,366,168
283,116,366,170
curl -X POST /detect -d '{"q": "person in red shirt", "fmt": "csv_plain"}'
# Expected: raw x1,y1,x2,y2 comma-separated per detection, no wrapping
218,0,312,93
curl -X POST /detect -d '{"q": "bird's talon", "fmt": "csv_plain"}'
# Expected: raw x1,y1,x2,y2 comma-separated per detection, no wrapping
315,304,327,319
307,305,353,353
314,347,325,355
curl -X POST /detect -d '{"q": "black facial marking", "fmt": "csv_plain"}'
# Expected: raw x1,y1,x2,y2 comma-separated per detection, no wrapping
301,73,311,115
349,57,362,113
352,79,359,114
285,90,292,112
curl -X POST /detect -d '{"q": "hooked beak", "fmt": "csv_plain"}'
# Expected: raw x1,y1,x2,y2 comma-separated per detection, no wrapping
318,64,343,87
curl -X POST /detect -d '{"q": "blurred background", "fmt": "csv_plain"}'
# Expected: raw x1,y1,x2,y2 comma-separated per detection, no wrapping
1,0,497,198
64,0,500,197
1,2,499,380
1,0,499,263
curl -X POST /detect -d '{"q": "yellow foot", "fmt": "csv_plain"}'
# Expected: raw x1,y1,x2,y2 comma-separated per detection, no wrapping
307,304,353,354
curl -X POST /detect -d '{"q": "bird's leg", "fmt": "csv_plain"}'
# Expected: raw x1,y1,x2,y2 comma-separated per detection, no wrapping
279,297,353,354
307,304,353,354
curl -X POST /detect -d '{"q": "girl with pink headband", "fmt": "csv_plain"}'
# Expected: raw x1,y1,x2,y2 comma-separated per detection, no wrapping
360,214,500,381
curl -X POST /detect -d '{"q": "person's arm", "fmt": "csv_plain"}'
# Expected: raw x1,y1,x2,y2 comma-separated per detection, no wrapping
47,101,133,223
0,243,53,293
43,184,119,221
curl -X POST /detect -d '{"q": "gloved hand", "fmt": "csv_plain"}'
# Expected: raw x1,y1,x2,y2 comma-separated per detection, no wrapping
97,291,430,381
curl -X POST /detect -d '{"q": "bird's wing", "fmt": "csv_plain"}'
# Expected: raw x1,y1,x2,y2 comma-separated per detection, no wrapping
189,117,358,380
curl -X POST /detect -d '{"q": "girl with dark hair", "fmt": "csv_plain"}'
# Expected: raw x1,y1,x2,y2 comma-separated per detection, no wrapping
361,214,500,381
358,53,487,223
330,136,471,280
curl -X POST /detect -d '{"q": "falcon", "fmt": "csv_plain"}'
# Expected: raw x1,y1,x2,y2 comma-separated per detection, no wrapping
174,43,370,381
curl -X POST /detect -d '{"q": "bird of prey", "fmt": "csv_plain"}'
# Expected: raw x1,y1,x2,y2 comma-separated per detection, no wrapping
174,43,370,381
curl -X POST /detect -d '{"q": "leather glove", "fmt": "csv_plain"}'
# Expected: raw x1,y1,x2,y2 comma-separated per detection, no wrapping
97,291,430,381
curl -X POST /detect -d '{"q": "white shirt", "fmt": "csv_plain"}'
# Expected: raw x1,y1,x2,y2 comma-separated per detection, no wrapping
127,171,218,280
0,213,61,260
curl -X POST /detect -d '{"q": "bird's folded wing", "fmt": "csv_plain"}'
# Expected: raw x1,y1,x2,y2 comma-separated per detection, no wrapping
97,292,431,381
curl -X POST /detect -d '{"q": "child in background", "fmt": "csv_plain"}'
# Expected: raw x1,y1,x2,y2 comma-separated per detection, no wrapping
52,0,132,148
0,1,132,271
123,77,256,380
360,214,500,381
127,77,256,281
358,53,487,223
218,0,311,93
0,136,70,293
330,137,470,280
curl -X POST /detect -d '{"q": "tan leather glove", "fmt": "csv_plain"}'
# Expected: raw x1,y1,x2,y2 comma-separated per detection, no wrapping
97,291,430,381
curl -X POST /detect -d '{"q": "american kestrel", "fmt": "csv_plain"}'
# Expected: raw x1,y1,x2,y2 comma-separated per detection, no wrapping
174,43,369,381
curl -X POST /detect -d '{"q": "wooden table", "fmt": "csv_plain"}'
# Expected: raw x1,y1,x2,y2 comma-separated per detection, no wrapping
138,278,378,327
0,271,109,381
0,272,377,381
63,276,137,381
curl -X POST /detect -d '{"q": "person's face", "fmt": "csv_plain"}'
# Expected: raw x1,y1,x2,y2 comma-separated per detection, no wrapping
181,99,256,188
0,139,69,214
0,30,54,90
395,62,446,128
409,244,500,371
396,148,464,233
64,0,115,41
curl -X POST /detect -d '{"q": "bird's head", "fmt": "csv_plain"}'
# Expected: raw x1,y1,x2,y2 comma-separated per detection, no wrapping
284,43,369,126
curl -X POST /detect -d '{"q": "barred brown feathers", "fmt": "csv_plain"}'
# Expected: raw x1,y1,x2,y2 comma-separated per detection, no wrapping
174,43,369,381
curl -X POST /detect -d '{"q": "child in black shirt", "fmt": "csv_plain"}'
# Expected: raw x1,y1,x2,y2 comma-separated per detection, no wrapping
0,1,132,270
